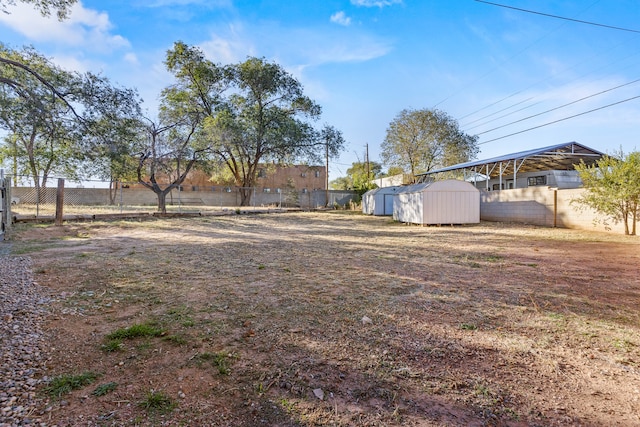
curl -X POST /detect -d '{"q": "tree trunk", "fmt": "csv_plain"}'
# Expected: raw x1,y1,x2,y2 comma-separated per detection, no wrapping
109,180,116,205
239,187,252,206
624,217,630,235
156,191,167,214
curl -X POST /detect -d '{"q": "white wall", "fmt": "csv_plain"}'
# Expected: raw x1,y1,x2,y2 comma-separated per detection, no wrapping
393,180,480,225
480,187,628,234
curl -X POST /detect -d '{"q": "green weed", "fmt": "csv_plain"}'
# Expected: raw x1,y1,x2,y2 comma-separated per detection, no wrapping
279,398,297,413
101,338,124,352
135,341,153,351
139,390,176,414
163,334,189,345
613,338,636,352
166,306,195,327
474,383,490,397
106,322,165,340
194,351,235,375
92,382,118,396
44,372,100,397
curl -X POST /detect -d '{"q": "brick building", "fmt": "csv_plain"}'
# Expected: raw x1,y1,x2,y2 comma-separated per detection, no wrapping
131,164,327,192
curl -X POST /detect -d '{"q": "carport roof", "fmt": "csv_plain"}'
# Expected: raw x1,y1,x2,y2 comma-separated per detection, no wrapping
416,142,604,179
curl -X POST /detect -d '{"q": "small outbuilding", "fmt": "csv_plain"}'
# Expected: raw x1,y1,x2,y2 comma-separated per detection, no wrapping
362,186,402,216
393,179,480,225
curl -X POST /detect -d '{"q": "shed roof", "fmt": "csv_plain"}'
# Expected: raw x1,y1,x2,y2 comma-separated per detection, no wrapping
363,186,402,196
396,179,478,194
416,142,604,180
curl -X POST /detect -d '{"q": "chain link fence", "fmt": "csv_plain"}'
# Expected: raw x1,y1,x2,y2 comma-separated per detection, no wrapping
8,176,358,219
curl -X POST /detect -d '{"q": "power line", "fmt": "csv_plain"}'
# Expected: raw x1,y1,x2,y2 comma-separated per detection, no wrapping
475,0,640,34
438,0,603,113
476,77,640,135
478,94,640,145
462,96,534,126
461,43,640,128
460,45,640,131
464,100,543,131
458,0,637,124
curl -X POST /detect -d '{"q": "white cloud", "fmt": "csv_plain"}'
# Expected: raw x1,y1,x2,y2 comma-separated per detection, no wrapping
0,2,130,51
124,52,139,65
200,24,255,64
351,0,403,7
330,11,352,26
286,28,393,65
313,39,391,64
145,0,231,7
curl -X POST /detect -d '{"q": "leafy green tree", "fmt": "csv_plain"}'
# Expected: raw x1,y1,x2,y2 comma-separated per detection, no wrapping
0,45,83,194
164,43,344,206
75,73,143,203
331,161,382,194
163,41,232,119
1,1,79,105
574,150,640,235
134,113,211,214
384,166,405,176
381,108,478,180
130,42,233,213
0,5,142,203
349,161,382,194
210,57,333,205
329,176,352,191
0,44,142,202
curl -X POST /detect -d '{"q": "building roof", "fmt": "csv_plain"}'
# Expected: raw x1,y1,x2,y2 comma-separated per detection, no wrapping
416,142,604,180
397,179,479,194
363,186,403,196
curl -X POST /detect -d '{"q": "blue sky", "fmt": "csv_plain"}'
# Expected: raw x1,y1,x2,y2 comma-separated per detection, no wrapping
1,0,639,181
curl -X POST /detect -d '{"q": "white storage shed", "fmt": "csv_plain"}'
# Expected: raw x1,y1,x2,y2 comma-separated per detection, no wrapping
393,179,480,225
362,186,402,216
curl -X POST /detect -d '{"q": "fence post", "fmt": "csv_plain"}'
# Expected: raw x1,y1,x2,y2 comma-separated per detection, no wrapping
55,178,65,226
119,182,123,214
1,171,6,240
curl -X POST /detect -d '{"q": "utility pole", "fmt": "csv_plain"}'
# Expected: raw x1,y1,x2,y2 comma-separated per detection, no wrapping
325,138,329,207
365,143,370,184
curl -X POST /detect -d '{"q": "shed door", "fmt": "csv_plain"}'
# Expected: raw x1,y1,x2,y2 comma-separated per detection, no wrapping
383,194,394,215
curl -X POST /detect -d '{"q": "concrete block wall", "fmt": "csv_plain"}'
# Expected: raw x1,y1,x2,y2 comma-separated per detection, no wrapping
480,187,555,226
480,187,627,234
11,187,357,210
555,188,626,234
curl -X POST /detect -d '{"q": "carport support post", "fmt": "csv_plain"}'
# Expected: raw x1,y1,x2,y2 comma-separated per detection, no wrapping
553,189,558,228
485,165,489,191
55,178,64,226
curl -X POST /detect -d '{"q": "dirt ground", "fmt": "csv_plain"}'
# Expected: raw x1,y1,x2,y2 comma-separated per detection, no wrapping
7,211,640,426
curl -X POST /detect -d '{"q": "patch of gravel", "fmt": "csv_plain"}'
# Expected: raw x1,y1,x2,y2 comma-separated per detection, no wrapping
0,254,51,427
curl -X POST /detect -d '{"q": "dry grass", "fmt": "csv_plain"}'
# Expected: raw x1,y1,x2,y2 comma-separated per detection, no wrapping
9,212,640,426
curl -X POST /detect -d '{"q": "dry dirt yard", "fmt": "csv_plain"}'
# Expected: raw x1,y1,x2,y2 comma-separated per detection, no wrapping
6,211,640,426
